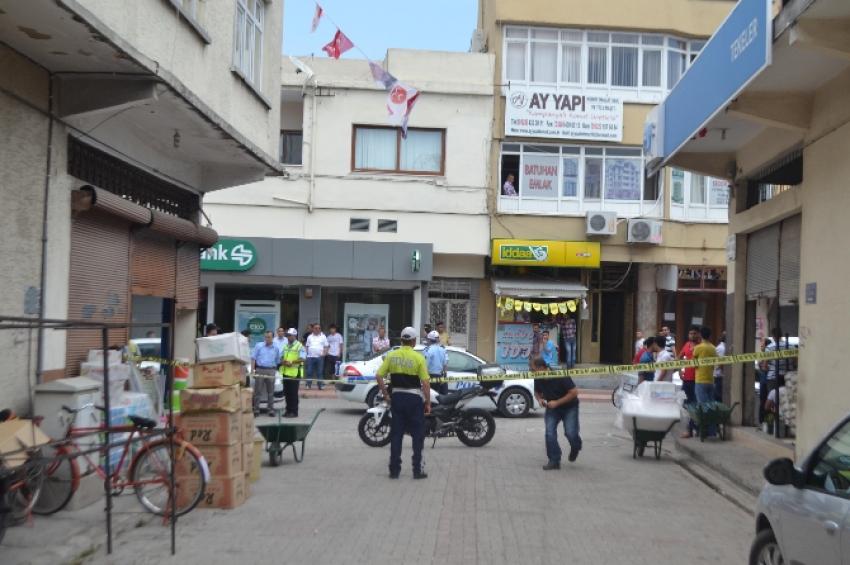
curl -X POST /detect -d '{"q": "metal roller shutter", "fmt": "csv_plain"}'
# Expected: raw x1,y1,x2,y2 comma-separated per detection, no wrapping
779,215,801,305
131,230,176,298
66,211,130,376
175,243,200,310
746,224,780,299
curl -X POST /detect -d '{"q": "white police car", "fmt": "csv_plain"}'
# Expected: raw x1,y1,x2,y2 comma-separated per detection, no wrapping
334,345,538,417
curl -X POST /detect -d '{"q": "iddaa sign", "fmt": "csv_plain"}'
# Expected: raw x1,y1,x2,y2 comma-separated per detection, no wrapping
201,239,257,271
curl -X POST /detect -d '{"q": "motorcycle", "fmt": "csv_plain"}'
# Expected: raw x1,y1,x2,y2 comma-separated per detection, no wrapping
357,385,498,448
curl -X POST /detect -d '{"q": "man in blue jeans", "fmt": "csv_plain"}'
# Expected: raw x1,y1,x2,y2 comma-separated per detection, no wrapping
532,357,581,470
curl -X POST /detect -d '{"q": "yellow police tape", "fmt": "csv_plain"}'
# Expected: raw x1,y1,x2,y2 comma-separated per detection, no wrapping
130,348,798,384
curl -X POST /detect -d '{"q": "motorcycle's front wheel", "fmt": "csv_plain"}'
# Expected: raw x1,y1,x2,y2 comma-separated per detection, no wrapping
358,412,392,447
456,409,496,447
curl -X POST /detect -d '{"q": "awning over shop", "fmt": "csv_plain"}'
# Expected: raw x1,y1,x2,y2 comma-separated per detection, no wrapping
491,279,587,299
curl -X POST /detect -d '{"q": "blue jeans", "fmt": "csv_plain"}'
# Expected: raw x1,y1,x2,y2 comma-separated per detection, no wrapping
563,338,577,368
695,382,717,437
389,393,425,475
305,357,324,389
544,403,582,464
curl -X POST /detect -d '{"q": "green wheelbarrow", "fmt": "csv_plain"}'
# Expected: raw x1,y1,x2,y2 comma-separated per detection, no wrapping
256,409,325,466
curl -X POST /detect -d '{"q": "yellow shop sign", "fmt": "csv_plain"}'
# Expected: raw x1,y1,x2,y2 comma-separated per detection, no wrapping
491,239,600,268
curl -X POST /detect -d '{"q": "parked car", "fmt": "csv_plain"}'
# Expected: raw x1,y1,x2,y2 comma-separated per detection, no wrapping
750,412,850,565
334,346,538,418
129,338,162,373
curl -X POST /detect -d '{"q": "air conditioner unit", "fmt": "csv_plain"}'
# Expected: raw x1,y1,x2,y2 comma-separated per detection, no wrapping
586,211,617,236
627,219,663,244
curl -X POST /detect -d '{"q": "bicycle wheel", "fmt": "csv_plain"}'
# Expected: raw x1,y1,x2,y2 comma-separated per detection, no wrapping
33,446,78,515
6,453,46,525
130,440,206,517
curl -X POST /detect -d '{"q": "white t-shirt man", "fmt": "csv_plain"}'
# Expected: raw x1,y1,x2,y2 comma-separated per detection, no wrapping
327,332,343,357
655,349,675,381
305,333,329,358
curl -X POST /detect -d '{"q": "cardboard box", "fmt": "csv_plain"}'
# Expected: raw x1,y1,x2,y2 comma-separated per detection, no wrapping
180,385,241,413
196,332,251,364
250,437,263,483
87,349,123,365
241,412,255,444
242,441,254,474
193,361,246,389
178,412,241,446
179,473,246,510
177,443,242,478
0,419,51,468
240,388,253,413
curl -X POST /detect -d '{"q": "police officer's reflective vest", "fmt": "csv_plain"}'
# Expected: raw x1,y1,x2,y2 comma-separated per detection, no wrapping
280,340,303,378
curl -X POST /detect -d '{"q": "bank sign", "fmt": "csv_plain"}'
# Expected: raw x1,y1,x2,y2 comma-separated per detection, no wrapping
200,239,257,271
491,239,600,268
505,86,623,142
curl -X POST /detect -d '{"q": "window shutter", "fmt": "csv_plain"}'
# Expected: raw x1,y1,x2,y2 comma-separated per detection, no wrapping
778,215,801,306
746,224,779,299
131,230,176,298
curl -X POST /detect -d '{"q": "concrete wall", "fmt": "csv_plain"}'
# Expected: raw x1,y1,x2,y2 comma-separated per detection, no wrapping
0,46,51,412
77,0,282,159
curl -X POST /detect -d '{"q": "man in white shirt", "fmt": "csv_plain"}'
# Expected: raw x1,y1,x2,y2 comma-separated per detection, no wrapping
273,326,287,350
325,324,344,380
654,335,675,382
305,324,329,390
714,333,726,401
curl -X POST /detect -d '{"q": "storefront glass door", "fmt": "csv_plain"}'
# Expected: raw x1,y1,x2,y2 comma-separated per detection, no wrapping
429,299,470,349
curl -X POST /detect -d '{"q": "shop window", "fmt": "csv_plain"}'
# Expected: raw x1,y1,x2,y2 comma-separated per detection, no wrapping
670,168,730,222
352,126,444,175
280,130,303,165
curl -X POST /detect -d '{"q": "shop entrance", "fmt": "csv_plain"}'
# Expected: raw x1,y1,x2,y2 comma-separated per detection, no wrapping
600,292,625,363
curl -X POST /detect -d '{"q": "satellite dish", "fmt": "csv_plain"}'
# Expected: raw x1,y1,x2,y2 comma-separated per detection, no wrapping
288,56,314,81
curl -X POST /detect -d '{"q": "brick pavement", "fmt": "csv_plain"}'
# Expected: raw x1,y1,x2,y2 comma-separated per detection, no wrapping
3,398,753,565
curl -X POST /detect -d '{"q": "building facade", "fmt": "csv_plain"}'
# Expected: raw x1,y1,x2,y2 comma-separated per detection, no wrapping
200,49,494,359
0,0,284,412
652,0,850,456
475,0,735,368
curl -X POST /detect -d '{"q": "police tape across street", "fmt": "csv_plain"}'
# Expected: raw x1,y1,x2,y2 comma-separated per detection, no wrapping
131,348,798,385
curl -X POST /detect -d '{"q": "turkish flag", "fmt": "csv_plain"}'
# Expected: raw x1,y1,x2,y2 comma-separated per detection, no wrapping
310,3,323,33
322,29,354,59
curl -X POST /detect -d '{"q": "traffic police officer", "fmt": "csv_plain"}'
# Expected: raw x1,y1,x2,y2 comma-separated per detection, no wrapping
423,330,448,395
376,326,431,479
279,328,306,418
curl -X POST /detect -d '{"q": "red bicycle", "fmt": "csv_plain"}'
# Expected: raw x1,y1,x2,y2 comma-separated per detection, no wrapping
33,404,207,517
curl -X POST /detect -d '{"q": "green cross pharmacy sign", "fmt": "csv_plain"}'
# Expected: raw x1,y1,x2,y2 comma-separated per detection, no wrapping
200,239,257,271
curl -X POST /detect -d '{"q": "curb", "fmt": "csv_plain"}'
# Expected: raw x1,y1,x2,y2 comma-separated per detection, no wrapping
673,435,762,498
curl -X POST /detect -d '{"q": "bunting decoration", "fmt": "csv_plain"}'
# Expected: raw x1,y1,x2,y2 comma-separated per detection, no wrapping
311,7,421,133
310,2,323,33
322,29,354,59
497,297,582,316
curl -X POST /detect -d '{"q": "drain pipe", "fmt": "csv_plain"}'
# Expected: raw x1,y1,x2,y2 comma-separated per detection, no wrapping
307,78,318,213
36,75,55,383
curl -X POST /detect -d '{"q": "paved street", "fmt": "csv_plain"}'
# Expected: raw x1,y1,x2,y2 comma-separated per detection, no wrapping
73,397,752,565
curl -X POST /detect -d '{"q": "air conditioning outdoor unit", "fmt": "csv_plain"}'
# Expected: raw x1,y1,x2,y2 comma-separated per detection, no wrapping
627,219,663,244
586,211,617,236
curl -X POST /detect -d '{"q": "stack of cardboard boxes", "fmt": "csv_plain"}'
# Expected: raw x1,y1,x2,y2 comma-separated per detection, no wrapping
176,333,261,509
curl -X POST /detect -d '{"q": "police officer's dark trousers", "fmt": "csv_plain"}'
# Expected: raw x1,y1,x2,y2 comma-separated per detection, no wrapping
389,392,425,475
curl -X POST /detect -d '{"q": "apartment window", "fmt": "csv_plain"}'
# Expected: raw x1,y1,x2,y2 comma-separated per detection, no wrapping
352,126,444,175
377,219,398,233
349,218,370,232
280,131,303,165
670,168,731,222
167,0,210,43
173,0,197,18
504,26,705,101
233,0,265,87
